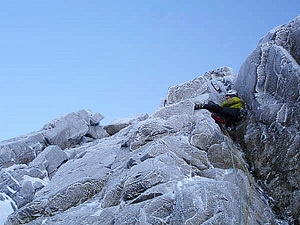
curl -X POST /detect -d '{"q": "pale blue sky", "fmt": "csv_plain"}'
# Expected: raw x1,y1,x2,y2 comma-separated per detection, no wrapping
0,1,299,141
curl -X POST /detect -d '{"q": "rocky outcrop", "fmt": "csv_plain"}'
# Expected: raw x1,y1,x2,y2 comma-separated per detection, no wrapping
234,15,300,224
2,15,300,224
0,110,108,210
0,110,107,169
1,67,282,224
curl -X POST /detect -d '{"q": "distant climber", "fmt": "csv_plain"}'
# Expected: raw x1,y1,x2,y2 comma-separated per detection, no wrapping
194,90,245,127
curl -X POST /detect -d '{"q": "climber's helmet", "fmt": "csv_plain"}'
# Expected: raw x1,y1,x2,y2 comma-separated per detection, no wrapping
226,90,238,97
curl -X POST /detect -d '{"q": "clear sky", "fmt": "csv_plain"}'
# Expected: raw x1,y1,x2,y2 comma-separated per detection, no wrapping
0,1,299,141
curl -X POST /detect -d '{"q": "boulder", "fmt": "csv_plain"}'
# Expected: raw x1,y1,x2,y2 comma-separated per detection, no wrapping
103,113,148,135
42,110,94,149
29,145,67,177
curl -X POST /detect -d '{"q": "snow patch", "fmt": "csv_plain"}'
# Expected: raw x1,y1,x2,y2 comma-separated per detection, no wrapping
177,181,183,188
22,175,47,186
0,193,16,225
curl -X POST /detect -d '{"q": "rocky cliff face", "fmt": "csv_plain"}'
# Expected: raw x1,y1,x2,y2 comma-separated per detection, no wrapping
234,15,300,224
1,15,299,225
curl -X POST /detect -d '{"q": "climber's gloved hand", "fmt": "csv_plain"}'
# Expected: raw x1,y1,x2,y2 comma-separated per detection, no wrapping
194,103,202,110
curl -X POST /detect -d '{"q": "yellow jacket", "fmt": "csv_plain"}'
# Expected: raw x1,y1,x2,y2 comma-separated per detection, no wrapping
221,97,243,109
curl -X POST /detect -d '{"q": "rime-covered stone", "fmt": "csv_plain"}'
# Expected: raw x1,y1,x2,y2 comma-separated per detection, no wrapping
3,15,300,224
234,15,300,223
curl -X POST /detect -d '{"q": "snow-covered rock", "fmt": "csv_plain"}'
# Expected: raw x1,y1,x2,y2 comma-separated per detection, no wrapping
1,67,280,225
0,110,107,170
104,114,149,135
2,14,300,224
234,15,300,223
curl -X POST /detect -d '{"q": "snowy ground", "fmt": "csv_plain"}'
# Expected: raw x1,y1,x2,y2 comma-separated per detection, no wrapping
0,193,15,225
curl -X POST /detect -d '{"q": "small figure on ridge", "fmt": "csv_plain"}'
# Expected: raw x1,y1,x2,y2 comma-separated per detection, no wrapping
194,90,245,127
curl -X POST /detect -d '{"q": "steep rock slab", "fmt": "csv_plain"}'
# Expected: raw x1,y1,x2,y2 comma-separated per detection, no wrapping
235,15,300,223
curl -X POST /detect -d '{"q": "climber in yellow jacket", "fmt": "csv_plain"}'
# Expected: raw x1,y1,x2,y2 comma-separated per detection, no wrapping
194,90,244,126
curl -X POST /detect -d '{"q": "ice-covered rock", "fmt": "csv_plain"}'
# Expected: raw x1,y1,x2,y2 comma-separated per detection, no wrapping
29,145,67,177
0,110,107,170
104,114,149,135
2,67,281,225
234,15,300,223
3,14,300,224
42,110,106,149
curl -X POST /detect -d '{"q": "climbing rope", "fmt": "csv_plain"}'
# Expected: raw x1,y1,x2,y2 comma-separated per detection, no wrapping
222,126,254,225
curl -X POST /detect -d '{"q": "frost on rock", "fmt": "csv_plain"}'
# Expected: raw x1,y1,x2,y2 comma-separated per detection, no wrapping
1,65,282,225
235,15,300,223
165,66,236,106
3,14,300,223
103,113,149,135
